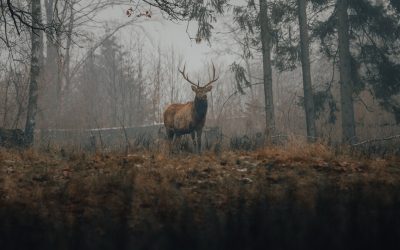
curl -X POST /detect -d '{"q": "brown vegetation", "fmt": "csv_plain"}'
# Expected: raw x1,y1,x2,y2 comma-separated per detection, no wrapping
0,144,399,249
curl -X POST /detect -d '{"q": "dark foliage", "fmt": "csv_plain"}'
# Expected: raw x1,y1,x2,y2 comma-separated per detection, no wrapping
298,86,338,124
0,128,25,147
230,62,251,94
140,0,227,42
312,0,400,122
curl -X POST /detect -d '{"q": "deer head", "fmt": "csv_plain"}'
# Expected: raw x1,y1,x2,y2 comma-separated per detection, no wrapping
178,63,219,100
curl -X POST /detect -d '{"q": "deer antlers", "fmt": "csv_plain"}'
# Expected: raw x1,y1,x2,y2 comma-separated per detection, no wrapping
178,65,199,87
203,63,219,88
178,63,219,88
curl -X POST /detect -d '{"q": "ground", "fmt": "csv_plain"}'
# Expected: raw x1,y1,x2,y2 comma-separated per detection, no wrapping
0,145,400,249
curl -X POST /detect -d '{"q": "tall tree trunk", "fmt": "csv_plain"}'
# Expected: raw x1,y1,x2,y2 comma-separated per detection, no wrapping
2,79,10,127
45,0,56,70
45,0,57,78
59,3,74,124
112,55,118,127
25,0,43,146
45,0,64,127
337,0,356,143
64,4,74,93
55,23,63,126
259,0,275,140
153,45,162,123
137,45,144,125
297,0,317,141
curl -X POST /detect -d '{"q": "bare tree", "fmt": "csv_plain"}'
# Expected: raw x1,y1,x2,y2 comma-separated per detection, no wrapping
152,45,163,123
25,0,43,146
0,0,49,47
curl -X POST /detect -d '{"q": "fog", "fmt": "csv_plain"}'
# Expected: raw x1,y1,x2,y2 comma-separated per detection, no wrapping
0,0,399,151
2,2,400,249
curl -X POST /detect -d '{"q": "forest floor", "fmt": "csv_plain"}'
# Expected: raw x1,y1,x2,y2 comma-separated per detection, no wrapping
1,144,400,249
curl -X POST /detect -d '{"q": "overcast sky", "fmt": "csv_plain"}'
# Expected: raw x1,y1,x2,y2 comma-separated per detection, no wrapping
98,3,223,71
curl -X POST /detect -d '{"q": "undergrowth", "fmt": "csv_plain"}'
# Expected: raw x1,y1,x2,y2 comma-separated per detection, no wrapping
0,143,399,249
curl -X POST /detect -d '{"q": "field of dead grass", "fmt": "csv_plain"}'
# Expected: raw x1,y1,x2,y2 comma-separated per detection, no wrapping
0,144,400,249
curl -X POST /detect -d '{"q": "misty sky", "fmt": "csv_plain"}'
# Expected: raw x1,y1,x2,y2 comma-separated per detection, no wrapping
98,3,222,70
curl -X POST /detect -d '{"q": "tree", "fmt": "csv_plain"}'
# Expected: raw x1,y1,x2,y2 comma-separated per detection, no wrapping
297,0,317,141
25,0,43,146
337,0,356,143
99,35,123,127
0,0,49,47
42,0,130,127
151,45,163,123
312,0,400,142
259,0,276,138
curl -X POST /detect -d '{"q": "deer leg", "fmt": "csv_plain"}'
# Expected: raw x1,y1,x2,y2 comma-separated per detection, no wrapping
196,129,202,153
191,132,197,153
167,130,174,140
172,134,179,153
166,130,174,153
167,131,174,146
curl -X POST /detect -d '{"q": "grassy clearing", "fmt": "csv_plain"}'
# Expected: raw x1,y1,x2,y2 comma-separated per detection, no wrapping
0,144,400,249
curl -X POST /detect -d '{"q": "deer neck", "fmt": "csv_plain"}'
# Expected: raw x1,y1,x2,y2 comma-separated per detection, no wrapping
192,96,208,122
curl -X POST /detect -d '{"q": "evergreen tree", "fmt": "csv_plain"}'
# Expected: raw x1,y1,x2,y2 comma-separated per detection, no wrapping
272,0,400,142
259,0,276,139
298,0,317,141
232,0,317,141
229,0,278,140
312,0,400,142
337,0,356,143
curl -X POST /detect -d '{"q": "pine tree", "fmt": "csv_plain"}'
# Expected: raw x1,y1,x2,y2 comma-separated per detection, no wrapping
312,0,400,142
297,0,317,141
337,0,356,143
259,0,276,139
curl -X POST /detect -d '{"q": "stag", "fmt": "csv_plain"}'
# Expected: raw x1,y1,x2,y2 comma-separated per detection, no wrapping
164,64,219,153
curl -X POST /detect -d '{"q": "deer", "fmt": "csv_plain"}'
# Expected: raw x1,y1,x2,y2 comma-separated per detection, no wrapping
163,64,219,153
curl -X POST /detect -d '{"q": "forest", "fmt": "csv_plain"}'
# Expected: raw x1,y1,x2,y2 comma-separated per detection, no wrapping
0,0,400,249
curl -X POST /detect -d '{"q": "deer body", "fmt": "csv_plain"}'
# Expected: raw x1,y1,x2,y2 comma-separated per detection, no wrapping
164,98,207,135
164,64,218,153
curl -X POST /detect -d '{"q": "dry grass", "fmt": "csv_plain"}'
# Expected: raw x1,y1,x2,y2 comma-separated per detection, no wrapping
0,143,400,249
1,143,399,214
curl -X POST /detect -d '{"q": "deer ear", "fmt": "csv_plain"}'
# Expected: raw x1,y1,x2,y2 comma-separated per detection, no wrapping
205,85,212,92
191,86,197,92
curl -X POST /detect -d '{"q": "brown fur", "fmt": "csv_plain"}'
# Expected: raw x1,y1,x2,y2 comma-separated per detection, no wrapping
164,95,209,153
164,98,207,133
164,102,196,135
